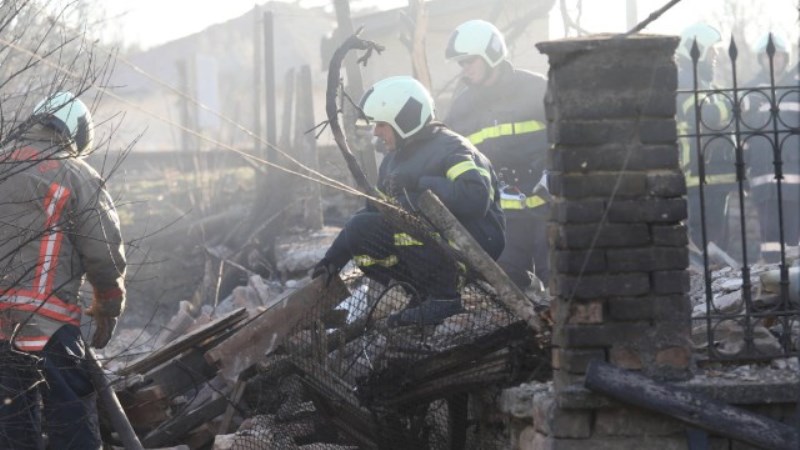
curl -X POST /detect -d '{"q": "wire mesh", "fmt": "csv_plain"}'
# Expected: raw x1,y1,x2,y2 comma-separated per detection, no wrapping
232,205,548,449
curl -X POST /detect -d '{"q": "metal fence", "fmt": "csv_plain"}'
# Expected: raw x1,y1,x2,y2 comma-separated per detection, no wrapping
678,34,800,362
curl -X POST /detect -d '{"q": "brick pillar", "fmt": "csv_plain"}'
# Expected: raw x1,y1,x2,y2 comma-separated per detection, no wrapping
523,35,691,449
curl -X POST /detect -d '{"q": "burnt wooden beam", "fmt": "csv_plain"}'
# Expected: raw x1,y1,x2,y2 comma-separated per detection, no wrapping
304,381,379,450
119,307,248,376
205,276,350,381
416,190,548,336
141,395,229,448
132,338,222,398
585,361,800,450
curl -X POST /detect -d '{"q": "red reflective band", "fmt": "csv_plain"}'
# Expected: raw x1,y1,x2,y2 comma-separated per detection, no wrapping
34,183,71,295
95,287,124,301
0,289,81,326
13,336,50,352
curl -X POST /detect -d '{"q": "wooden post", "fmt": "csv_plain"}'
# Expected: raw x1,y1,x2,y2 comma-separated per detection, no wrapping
279,68,296,151
415,190,547,335
295,64,323,231
252,6,262,158
407,0,432,91
263,10,277,167
176,59,194,151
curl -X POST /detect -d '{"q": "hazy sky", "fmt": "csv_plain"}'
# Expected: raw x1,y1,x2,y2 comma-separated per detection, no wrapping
102,0,406,50
102,0,798,51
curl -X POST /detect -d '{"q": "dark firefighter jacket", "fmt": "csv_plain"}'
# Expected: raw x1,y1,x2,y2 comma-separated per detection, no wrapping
0,123,126,351
744,67,800,191
676,57,736,189
327,123,505,264
444,61,548,210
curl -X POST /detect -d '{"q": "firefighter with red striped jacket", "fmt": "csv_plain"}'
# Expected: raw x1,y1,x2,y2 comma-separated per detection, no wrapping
444,20,550,290
313,76,505,327
0,92,126,449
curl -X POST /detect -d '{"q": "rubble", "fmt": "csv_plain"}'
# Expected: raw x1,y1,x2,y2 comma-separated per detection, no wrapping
103,227,549,449
689,256,800,361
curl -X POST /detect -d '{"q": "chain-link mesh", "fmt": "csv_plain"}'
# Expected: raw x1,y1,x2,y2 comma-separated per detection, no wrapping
232,205,549,449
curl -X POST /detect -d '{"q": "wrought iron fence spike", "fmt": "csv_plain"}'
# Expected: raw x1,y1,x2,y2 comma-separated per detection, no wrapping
690,38,700,62
729,36,738,60
766,32,776,58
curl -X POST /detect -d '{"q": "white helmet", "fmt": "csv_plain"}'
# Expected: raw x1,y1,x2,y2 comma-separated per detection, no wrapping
445,20,508,68
359,76,434,139
753,32,790,56
677,23,722,60
33,91,94,156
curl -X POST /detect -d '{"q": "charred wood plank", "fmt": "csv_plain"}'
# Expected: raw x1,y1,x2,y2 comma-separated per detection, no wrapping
416,190,548,336
116,385,172,431
205,276,350,381
119,307,248,376
585,361,800,450
142,395,229,448
133,338,221,398
303,379,378,450
380,351,511,407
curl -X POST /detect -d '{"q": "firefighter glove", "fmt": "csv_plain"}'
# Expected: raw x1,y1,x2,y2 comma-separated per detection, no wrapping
90,315,118,349
85,290,124,349
312,258,340,287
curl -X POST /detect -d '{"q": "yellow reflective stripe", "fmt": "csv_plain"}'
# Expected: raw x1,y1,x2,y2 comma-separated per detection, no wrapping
526,195,546,208
467,120,545,146
685,173,737,188
500,198,525,210
394,233,423,246
500,195,547,210
354,254,398,268
681,95,695,115
447,161,495,198
446,161,478,181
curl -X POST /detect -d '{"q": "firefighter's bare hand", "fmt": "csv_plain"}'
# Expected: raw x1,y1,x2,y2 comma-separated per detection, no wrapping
90,315,118,349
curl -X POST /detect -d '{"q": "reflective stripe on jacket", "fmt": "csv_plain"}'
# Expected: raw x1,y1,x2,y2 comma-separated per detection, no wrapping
445,61,548,195
676,85,736,188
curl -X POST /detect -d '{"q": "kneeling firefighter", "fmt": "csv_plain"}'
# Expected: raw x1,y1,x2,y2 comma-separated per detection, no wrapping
313,76,505,326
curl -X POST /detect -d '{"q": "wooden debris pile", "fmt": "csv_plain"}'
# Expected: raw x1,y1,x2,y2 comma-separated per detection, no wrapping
103,267,549,449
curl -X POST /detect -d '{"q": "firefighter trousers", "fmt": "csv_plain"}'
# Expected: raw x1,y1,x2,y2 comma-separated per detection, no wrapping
0,324,100,450
337,211,459,299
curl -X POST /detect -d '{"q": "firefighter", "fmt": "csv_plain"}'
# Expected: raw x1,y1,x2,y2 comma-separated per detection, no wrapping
675,23,735,252
747,32,791,87
443,19,549,291
744,33,800,262
313,76,505,327
0,92,126,449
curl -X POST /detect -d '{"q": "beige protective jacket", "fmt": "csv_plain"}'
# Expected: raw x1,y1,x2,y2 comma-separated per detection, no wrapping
0,124,126,351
